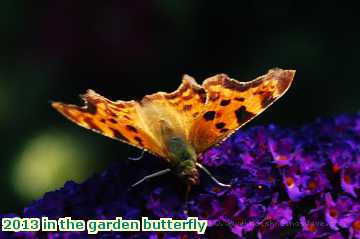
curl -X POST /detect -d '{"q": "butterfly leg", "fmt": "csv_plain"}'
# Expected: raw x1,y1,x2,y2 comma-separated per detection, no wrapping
183,184,191,216
196,163,231,188
128,150,145,161
130,168,171,188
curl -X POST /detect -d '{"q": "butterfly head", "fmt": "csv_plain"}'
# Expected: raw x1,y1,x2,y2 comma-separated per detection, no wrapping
175,160,199,185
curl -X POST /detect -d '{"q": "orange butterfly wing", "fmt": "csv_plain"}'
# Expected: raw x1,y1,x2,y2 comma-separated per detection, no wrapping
52,75,207,160
139,75,206,143
52,90,166,158
189,68,295,154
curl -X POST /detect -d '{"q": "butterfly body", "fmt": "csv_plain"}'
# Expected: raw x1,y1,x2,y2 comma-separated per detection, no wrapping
165,136,199,185
52,68,295,188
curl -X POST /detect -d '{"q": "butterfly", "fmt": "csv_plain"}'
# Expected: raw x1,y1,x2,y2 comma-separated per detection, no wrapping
52,68,295,191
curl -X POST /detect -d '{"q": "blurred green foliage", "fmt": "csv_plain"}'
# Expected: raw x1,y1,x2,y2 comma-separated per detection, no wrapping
0,0,359,213
12,131,97,201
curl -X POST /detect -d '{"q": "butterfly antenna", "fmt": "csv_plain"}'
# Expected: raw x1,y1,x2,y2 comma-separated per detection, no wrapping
129,168,171,189
128,150,145,161
196,163,231,188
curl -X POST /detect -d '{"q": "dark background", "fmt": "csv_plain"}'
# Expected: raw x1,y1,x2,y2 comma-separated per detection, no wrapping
1,0,359,213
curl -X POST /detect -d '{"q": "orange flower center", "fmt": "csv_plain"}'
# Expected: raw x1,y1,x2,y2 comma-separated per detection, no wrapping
353,220,360,231
343,174,352,184
278,155,288,161
307,180,317,190
332,164,341,173
285,177,295,188
329,208,338,217
308,224,317,232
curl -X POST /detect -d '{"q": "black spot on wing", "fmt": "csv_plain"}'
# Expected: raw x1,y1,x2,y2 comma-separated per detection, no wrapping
183,104,192,111
134,136,143,146
235,106,255,124
203,111,216,121
109,112,117,117
215,122,226,129
220,99,231,106
126,125,138,133
220,128,229,133
111,128,128,141
234,97,245,102
83,117,102,132
108,118,118,124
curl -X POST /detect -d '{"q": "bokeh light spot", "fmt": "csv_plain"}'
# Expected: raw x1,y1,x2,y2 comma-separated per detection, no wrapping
12,130,96,201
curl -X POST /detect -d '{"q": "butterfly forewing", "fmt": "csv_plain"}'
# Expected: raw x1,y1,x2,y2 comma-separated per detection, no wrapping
189,68,295,154
52,90,166,158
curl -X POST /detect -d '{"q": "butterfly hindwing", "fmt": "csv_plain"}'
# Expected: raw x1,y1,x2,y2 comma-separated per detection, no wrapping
139,75,206,143
189,68,296,154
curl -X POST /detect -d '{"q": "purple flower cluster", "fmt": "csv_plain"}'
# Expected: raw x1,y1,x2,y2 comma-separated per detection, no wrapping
1,113,360,238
